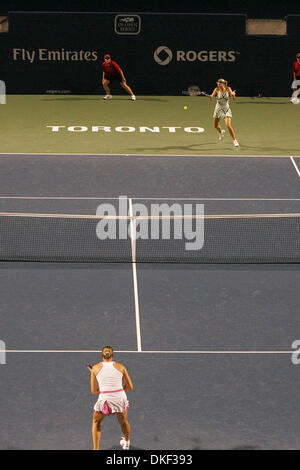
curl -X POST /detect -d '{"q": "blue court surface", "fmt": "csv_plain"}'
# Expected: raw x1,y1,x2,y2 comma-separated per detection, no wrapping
0,153,299,450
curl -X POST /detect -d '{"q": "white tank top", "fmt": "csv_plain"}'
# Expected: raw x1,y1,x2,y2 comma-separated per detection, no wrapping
216,89,230,109
96,362,123,392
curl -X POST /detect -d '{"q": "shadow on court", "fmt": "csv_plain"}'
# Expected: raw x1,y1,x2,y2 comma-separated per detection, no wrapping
240,144,300,153
41,98,101,101
128,143,300,154
235,101,290,105
126,144,240,153
41,97,170,102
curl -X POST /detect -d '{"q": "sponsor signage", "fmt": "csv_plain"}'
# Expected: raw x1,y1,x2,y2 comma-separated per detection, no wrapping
114,15,141,35
154,46,239,65
12,48,98,63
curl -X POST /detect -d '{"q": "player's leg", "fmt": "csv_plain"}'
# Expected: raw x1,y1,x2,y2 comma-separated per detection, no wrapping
291,79,300,102
214,117,225,140
291,80,298,97
224,117,239,146
117,410,131,449
102,78,112,99
214,117,222,133
92,411,106,450
120,80,136,100
224,117,236,139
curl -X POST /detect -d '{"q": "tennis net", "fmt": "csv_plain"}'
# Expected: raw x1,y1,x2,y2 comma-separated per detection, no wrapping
0,210,299,263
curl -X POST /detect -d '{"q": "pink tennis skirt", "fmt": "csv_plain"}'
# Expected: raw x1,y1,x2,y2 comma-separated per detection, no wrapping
94,389,129,415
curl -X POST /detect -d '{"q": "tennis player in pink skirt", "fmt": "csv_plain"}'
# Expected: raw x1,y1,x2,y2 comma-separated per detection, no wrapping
88,346,134,450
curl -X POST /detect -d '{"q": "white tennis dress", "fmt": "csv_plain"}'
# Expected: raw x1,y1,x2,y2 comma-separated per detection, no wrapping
213,89,232,119
93,362,129,415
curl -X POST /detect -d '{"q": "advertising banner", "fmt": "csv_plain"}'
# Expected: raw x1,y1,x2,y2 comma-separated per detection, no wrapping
3,12,300,96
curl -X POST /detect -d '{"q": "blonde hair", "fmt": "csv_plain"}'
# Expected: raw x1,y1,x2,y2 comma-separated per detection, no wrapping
101,346,114,359
217,78,228,88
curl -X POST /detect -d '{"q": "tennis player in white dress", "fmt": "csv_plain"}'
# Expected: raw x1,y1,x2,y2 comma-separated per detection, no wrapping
88,346,133,450
210,78,239,147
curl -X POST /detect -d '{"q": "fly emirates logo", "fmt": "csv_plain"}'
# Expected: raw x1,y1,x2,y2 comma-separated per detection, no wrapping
12,48,98,62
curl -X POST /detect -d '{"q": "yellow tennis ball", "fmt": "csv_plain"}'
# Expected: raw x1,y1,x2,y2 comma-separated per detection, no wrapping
184,105,188,110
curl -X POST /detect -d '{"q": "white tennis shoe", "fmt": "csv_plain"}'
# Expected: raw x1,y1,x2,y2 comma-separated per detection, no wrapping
103,94,112,100
233,139,239,147
120,437,130,450
131,95,136,101
219,130,225,140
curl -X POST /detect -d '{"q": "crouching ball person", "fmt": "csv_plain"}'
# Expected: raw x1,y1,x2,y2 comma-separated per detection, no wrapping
87,346,134,450
102,54,136,101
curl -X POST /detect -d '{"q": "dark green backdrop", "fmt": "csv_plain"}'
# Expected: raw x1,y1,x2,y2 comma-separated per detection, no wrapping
1,12,299,96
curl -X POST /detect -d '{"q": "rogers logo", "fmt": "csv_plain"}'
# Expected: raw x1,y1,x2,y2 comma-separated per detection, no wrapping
154,46,173,65
154,47,238,64
177,50,237,62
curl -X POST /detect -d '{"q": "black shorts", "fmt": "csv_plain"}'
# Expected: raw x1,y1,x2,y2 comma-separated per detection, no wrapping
104,74,123,83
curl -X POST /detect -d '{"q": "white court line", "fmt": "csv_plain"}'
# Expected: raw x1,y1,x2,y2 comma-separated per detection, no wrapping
128,198,142,352
1,349,295,354
1,211,299,219
0,152,299,158
290,156,300,178
1,197,300,201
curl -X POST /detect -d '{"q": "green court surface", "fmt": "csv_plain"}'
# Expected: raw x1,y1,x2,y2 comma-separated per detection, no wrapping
1,95,299,156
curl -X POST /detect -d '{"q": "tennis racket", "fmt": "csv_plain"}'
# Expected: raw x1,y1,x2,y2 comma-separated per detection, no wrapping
182,86,210,97
183,86,237,98
198,91,210,97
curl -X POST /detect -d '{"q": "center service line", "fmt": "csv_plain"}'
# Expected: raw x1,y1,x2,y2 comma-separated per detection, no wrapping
128,197,142,352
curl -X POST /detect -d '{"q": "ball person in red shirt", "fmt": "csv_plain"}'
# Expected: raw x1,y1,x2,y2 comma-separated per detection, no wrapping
291,52,300,103
102,54,136,101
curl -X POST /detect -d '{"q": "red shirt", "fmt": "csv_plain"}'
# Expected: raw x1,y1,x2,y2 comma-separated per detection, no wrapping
293,60,300,77
102,60,122,76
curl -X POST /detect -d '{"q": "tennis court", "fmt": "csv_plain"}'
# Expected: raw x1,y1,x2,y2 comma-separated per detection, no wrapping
1,95,300,156
0,90,300,450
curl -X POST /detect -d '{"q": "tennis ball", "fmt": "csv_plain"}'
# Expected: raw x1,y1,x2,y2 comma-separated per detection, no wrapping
184,105,188,110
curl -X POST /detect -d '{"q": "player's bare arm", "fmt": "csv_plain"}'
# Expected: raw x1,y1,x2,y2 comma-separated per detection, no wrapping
115,362,134,391
90,363,102,394
90,368,100,394
228,87,236,99
122,367,134,392
210,88,218,100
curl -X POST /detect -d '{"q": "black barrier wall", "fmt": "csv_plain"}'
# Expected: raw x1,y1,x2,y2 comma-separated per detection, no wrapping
2,12,300,96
